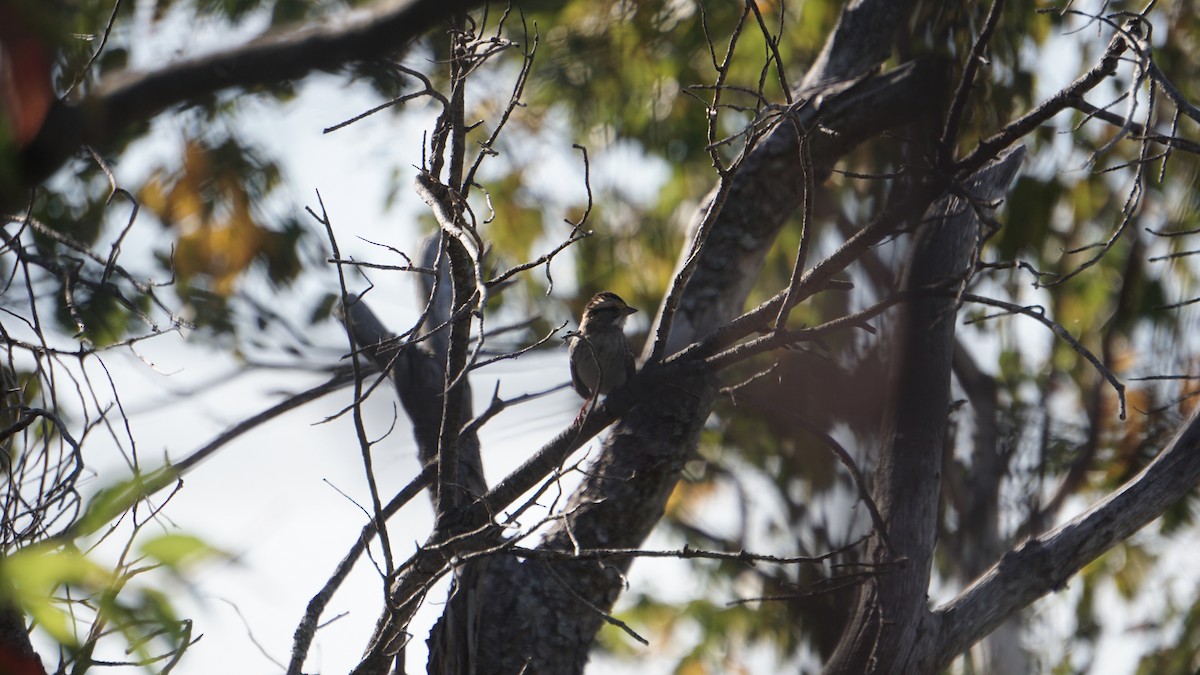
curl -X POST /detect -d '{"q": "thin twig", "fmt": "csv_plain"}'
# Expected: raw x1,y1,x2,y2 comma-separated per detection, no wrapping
938,0,1007,167
955,32,1127,176
773,120,816,330
311,191,396,575
963,293,1126,418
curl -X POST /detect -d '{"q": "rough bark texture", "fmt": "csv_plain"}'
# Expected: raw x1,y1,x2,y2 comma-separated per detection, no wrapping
463,67,947,675
0,596,45,675
800,0,920,89
824,146,1026,675
473,367,717,673
924,404,1200,672
653,57,944,359
650,0,922,358
464,0,928,671
337,236,487,675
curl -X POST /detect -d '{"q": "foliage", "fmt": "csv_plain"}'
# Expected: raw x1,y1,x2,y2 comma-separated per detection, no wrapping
4,0,1200,672
0,524,220,671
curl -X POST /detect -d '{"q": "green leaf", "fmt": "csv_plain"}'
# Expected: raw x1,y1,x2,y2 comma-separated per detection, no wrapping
140,534,225,571
75,467,180,538
0,545,112,646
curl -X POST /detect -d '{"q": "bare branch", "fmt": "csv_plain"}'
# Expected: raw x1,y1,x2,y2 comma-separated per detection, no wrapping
929,406,1200,672
313,192,395,575
963,293,1126,419
938,0,1008,167
955,32,1126,176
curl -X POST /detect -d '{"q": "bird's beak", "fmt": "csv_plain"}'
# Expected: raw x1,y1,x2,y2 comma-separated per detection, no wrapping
624,307,638,315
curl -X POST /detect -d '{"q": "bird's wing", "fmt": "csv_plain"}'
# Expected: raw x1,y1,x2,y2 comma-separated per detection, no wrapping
570,348,593,398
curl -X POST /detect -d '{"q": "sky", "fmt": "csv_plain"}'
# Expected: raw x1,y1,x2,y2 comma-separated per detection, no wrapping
54,8,677,672
15,1,1196,673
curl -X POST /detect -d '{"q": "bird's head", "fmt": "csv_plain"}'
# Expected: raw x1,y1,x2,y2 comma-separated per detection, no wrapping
579,291,637,329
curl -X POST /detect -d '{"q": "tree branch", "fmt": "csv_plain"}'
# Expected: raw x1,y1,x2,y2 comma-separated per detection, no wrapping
15,0,491,193
825,146,1025,675
644,56,949,359
927,406,1200,672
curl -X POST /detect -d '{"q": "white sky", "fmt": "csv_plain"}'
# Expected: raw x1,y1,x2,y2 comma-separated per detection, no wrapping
16,2,1198,674
56,11,669,671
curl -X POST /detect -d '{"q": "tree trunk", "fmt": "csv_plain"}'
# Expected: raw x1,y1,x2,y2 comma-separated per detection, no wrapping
460,1,932,671
825,146,1026,674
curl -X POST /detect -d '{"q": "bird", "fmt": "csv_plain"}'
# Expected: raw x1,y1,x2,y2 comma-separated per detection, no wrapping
568,291,638,406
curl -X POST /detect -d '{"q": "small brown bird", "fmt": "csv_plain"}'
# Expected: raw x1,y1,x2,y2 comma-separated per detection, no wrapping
568,291,638,403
